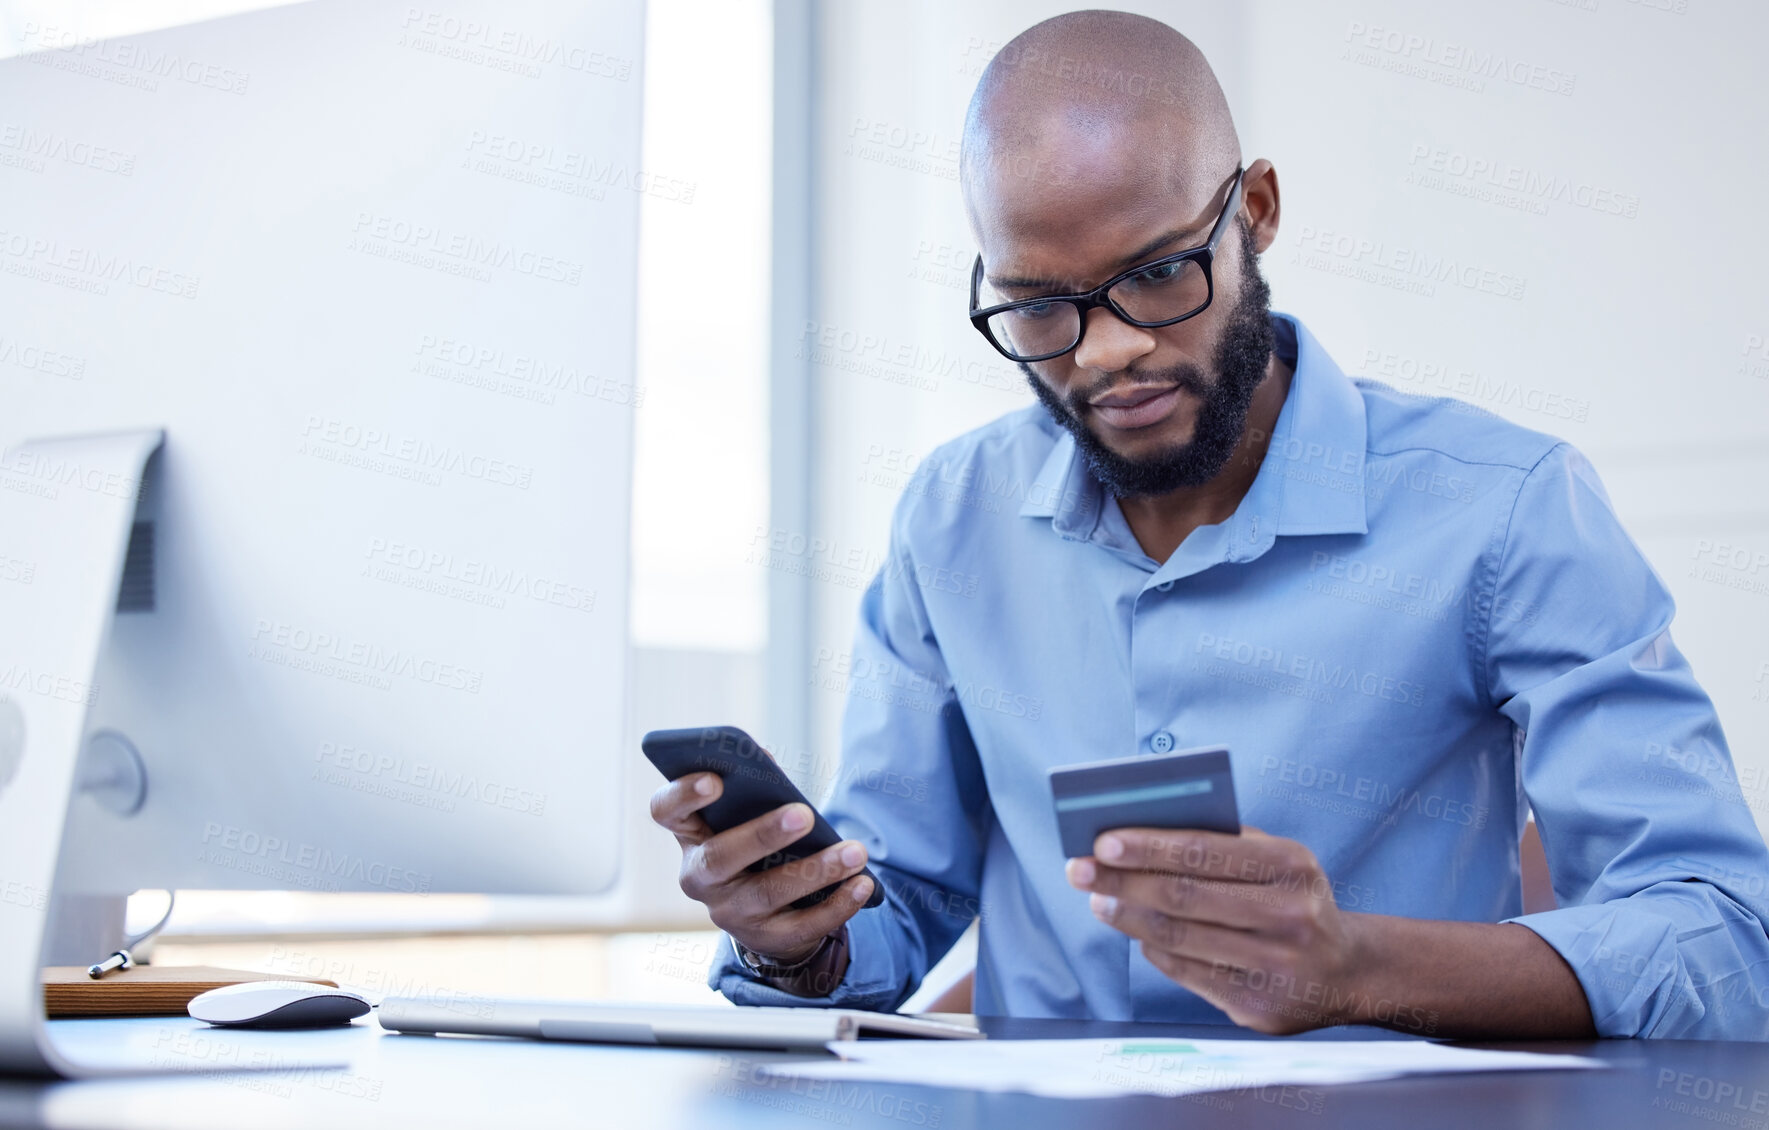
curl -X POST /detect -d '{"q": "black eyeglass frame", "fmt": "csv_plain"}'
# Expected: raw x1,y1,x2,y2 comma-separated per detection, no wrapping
967,165,1247,363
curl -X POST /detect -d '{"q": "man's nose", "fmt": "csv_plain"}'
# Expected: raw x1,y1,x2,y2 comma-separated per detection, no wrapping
1070,306,1157,373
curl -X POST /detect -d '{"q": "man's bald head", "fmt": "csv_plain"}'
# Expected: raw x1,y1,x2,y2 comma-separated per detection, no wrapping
956,12,1282,501
961,10,1240,229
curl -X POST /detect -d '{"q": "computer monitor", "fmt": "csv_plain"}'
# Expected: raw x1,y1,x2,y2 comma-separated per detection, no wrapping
0,0,644,1074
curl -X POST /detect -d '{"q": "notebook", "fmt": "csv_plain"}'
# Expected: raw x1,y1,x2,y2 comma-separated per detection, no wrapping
378,997,983,1051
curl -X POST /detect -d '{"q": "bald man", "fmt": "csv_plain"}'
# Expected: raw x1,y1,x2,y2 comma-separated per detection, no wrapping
656,10,1769,1039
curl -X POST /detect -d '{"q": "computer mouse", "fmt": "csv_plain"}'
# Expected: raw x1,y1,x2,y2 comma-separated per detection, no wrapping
188,980,372,1029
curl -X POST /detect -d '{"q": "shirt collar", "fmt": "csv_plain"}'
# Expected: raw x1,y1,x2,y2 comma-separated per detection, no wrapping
1018,312,1368,541
1020,429,1098,538
1264,313,1369,537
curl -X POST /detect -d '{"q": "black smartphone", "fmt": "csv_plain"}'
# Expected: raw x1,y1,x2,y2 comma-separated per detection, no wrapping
641,725,885,910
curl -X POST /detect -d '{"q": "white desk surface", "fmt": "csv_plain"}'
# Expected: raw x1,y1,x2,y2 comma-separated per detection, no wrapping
1,1012,1754,1130
5,1015,825,1130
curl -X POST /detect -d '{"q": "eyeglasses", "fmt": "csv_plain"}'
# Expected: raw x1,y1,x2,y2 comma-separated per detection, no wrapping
967,166,1245,363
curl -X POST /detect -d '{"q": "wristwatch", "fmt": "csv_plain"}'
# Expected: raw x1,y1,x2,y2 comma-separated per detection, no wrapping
735,933,835,977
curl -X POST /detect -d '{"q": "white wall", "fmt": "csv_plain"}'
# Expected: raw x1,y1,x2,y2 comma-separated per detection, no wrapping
798,0,1769,832
630,0,773,655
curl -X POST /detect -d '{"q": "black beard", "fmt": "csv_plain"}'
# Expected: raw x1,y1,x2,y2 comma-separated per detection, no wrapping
1022,218,1275,498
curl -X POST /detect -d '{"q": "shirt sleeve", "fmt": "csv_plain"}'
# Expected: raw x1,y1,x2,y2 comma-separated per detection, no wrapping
1487,443,1769,1039
709,477,993,1011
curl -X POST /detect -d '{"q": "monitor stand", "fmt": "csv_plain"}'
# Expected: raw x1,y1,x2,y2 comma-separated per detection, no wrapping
0,429,162,1077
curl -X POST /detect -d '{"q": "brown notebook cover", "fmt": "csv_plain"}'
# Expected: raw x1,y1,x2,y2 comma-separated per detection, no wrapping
42,966,338,1019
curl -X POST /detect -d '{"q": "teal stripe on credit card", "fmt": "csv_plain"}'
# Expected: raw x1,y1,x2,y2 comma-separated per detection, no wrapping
1054,779,1214,811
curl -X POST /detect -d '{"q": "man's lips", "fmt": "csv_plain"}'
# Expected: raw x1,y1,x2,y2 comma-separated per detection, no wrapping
1086,383,1187,430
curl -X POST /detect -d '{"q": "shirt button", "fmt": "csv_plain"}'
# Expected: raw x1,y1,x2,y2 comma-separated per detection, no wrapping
1156,581,1174,592
1150,731,1175,754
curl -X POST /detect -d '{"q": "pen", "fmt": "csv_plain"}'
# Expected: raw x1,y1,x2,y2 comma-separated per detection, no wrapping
87,950,133,980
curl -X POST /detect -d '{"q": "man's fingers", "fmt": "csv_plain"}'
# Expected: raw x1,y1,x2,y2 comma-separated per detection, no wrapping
1138,944,1257,1017
1140,944,1227,999
648,773,722,839
689,802,817,889
729,840,872,922
1091,893,1287,973
1069,859,1277,930
749,874,875,961
1139,942,1324,1035
1092,825,1308,882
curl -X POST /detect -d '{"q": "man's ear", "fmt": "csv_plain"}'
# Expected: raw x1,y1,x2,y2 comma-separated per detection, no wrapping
1241,159,1281,255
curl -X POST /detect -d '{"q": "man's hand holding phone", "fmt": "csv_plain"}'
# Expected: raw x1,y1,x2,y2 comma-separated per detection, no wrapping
644,726,882,971
649,771,875,964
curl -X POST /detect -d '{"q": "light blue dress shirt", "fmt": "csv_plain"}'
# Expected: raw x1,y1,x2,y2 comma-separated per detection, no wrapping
711,313,1769,1039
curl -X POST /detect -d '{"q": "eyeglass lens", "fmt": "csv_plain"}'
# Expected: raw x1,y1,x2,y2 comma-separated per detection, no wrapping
979,256,1210,360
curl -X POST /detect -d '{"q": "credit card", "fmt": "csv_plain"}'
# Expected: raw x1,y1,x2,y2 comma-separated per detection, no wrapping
1049,746,1239,858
